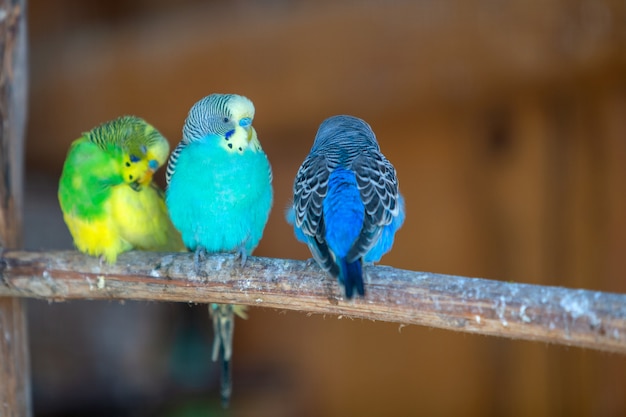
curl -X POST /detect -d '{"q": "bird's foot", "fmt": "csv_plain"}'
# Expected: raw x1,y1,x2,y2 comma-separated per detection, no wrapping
232,304,249,320
235,244,248,268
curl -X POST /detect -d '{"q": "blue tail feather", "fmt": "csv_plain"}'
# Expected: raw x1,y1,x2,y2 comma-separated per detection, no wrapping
340,257,364,299
323,168,366,298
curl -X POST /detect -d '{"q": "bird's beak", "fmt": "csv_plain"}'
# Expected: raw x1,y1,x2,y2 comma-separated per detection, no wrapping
137,159,159,184
239,117,253,143
139,169,155,186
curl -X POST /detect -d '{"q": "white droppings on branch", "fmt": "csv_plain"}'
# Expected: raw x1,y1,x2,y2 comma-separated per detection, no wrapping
519,305,531,323
559,290,601,327
96,276,106,290
495,296,508,327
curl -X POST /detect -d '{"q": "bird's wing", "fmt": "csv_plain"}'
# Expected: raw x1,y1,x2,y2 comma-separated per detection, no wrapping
165,141,186,185
347,150,400,262
293,152,338,274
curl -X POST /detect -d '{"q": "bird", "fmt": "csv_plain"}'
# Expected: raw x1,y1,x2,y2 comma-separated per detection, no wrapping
287,115,405,299
165,93,273,407
58,115,184,264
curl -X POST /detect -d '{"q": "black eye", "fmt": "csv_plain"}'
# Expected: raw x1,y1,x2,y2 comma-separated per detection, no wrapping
223,117,229,123
129,154,140,163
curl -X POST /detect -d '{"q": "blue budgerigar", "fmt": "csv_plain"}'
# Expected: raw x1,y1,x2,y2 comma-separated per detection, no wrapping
165,94,273,406
287,115,404,299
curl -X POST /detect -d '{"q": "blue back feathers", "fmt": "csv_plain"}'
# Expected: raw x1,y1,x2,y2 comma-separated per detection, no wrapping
323,168,364,258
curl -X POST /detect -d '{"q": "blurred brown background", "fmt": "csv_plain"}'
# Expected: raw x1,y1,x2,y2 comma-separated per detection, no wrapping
24,0,626,416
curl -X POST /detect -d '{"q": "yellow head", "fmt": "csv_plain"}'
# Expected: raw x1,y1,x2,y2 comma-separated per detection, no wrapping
84,116,169,190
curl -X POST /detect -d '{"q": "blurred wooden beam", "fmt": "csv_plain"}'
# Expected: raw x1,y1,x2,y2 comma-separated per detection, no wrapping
0,0,31,416
1,250,625,354
27,1,626,173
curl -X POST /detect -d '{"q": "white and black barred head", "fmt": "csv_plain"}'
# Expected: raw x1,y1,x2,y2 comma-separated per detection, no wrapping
166,94,259,185
182,94,255,144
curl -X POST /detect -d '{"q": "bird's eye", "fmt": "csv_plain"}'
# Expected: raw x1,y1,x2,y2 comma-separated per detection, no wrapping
129,154,140,163
223,117,230,123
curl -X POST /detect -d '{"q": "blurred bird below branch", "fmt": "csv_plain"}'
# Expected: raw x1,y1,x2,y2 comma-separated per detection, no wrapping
1,249,625,354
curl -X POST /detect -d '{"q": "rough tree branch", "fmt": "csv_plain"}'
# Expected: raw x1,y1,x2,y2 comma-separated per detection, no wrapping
0,250,625,354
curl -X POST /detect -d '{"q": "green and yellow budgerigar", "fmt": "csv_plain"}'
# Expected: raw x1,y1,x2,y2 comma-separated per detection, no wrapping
58,115,184,263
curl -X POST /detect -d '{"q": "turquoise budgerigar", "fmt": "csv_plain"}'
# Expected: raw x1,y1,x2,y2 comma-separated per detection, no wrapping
165,94,273,406
287,115,404,299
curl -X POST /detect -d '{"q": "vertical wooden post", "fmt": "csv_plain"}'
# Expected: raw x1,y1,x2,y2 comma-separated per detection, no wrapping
0,0,31,416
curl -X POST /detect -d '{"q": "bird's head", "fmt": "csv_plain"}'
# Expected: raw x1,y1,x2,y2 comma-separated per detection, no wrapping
182,93,259,154
83,115,170,191
312,115,380,153
121,117,170,190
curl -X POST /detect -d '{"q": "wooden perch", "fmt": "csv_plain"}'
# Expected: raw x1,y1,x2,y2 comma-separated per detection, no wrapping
1,249,625,354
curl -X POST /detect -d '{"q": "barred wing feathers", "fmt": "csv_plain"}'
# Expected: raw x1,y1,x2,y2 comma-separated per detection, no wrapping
347,150,400,262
